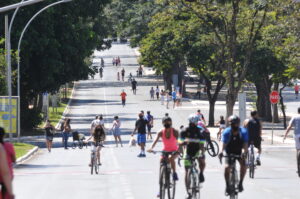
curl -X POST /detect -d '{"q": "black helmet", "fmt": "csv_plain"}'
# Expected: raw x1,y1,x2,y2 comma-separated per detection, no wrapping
162,116,172,124
228,115,240,125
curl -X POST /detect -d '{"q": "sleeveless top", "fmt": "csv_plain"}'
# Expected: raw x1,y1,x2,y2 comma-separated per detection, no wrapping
162,128,178,152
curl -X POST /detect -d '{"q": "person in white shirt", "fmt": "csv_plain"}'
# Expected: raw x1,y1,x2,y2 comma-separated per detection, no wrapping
91,115,101,134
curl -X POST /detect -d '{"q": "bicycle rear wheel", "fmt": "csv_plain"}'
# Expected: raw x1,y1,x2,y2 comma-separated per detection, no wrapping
192,171,200,199
159,166,167,199
71,142,77,149
206,140,219,157
249,151,255,178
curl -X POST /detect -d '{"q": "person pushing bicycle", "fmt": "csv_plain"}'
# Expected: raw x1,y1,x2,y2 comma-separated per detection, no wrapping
178,114,206,199
219,115,248,195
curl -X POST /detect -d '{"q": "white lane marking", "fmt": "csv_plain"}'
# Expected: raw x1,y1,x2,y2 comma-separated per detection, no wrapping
103,87,135,199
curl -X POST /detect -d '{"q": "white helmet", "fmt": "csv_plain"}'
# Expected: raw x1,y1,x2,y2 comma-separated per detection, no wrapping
188,114,199,125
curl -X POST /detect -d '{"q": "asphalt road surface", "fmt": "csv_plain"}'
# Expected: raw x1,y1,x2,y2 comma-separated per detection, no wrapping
14,43,300,199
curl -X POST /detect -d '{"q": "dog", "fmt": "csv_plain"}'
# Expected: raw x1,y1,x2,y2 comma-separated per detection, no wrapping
128,136,137,147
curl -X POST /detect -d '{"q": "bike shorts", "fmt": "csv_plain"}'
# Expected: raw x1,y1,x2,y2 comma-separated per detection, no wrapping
249,138,261,149
295,134,300,150
183,151,204,167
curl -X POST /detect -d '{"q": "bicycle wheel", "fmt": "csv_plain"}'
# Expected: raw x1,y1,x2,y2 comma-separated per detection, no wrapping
159,166,167,199
78,141,83,149
90,155,94,175
192,170,200,199
95,158,99,174
71,142,77,149
229,169,237,199
206,140,219,157
167,169,176,199
249,151,255,178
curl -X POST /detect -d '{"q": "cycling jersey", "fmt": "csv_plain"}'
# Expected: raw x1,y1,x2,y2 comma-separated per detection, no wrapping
179,125,206,157
222,127,248,155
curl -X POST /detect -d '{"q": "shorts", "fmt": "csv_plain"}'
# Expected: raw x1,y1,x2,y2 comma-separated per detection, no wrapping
137,133,146,144
249,138,262,149
183,151,203,167
296,91,299,95
224,155,244,166
122,99,126,105
46,136,53,141
295,134,300,150
220,124,226,129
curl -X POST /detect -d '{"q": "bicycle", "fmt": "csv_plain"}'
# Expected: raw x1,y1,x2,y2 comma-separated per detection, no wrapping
149,151,177,199
90,143,103,175
220,154,241,199
248,143,256,178
178,155,201,199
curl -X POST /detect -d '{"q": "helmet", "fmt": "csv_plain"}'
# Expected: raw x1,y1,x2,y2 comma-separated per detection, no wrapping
228,115,240,125
188,114,199,125
162,116,172,124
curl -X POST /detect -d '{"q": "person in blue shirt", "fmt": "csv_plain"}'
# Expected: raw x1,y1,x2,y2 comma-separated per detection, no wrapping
219,115,248,195
171,89,177,109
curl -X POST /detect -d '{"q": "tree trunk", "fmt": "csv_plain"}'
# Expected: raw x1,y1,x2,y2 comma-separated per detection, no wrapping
37,93,43,111
163,71,172,91
255,78,272,121
226,92,236,118
208,100,216,127
279,84,287,129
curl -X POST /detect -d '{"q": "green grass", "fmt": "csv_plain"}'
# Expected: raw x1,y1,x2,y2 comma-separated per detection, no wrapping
13,142,35,159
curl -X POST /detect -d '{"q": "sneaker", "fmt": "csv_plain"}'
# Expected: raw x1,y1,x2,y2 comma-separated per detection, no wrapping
185,194,192,199
256,159,261,166
98,163,102,166
199,172,205,183
172,172,179,181
142,154,146,157
238,183,244,192
137,153,143,157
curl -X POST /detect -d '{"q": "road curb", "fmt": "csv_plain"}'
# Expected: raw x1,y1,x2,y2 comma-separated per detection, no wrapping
15,146,39,165
55,82,77,129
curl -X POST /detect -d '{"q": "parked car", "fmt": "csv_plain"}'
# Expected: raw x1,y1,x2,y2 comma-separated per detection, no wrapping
184,71,199,82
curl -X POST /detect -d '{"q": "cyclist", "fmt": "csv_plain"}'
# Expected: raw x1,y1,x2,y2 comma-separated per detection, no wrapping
283,107,300,167
244,110,262,165
87,125,106,166
178,114,206,199
219,115,248,194
196,109,206,125
147,116,179,180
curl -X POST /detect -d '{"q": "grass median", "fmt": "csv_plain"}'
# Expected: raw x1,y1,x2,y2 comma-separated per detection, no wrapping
13,142,35,159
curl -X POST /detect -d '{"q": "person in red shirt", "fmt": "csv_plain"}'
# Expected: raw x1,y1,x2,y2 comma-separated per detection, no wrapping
120,90,127,107
295,84,299,99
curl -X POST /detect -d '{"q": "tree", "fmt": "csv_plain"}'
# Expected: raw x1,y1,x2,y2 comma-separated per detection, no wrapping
0,0,112,129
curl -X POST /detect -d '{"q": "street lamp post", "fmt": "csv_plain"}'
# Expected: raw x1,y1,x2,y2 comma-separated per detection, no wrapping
16,0,72,139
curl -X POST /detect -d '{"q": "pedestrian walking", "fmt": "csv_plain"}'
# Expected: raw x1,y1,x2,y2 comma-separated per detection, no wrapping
166,91,170,109
196,109,206,125
150,87,155,100
195,84,201,99
171,89,177,109
146,111,154,140
62,118,72,149
132,113,148,157
91,115,101,134
99,67,103,79
217,115,226,140
44,120,57,152
155,85,160,100
131,78,137,95
117,71,120,81
117,56,121,66
111,116,123,147
138,65,143,77
121,68,125,81
112,58,116,66
0,139,14,199
295,83,299,99
160,89,165,105
101,57,104,67
120,90,127,107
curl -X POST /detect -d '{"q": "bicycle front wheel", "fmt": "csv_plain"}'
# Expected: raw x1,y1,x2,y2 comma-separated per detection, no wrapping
159,166,167,199
229,169,238,199
167,169,176,199
248,152,255,178
206,140,219,157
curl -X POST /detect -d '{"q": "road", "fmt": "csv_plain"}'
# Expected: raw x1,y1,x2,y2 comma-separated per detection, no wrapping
14,43,300,199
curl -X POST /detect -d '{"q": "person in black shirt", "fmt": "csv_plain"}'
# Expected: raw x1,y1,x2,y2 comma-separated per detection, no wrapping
132,113,148,157
131,79,137,95
44,120,57,152
179,114,206,198
244,110,262,165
